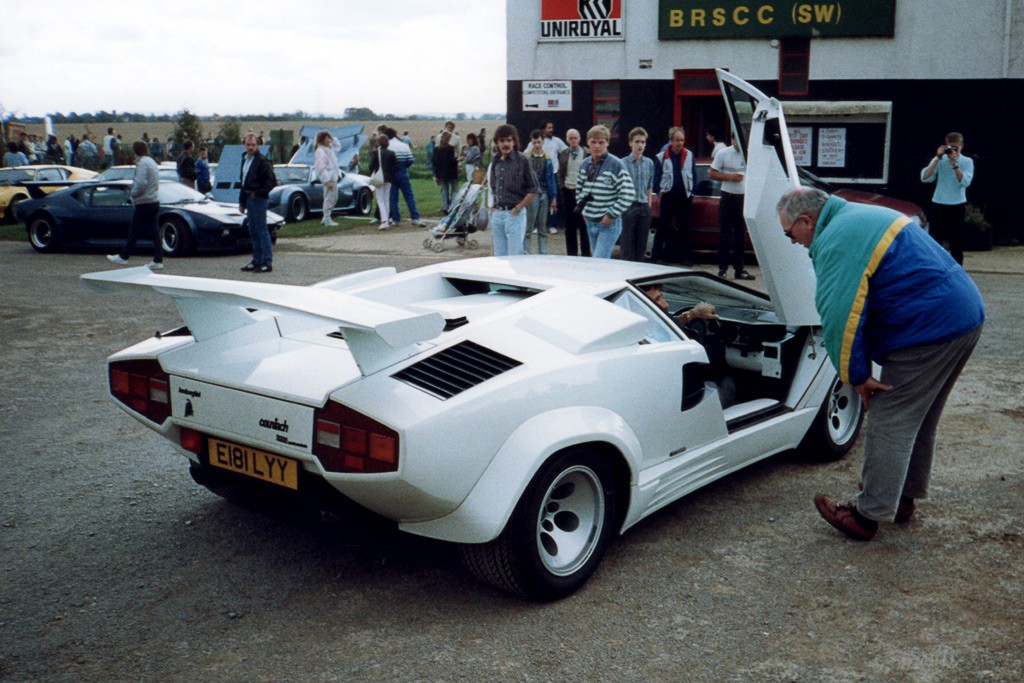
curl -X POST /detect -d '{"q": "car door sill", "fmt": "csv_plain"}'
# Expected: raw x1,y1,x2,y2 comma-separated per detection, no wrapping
725,399,787,433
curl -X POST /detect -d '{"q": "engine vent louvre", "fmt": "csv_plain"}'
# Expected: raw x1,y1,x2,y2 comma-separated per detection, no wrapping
392,341,522,400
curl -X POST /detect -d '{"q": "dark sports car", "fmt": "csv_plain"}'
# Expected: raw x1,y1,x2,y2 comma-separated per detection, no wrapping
15,180,284,256
268,164,374,223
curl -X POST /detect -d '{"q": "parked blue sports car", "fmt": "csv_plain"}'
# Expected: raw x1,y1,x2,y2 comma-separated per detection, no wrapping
268,165,374,223
15,180,284,256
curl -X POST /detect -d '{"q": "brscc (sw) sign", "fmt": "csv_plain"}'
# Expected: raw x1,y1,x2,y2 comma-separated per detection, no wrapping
540,0,625,42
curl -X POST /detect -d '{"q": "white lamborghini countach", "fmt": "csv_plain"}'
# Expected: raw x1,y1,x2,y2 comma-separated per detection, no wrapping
83,73,864,600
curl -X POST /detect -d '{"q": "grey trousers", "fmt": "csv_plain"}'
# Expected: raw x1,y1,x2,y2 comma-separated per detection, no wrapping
857,325,983,521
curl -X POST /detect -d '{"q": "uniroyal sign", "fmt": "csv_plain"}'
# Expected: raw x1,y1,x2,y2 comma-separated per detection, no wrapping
540,0,625,42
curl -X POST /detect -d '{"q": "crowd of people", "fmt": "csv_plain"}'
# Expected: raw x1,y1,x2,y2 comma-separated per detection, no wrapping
1,126,231,172
8,117,975,283
471,119,751,268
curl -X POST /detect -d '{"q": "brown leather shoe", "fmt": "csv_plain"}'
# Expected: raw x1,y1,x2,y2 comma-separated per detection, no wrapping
894,497,916,524
858,481,916,523
814,493,877,541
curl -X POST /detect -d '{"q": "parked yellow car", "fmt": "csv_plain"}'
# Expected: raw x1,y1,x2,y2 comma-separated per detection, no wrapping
0,165,97,223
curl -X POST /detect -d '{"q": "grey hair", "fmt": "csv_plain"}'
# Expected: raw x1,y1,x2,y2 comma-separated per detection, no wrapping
776,186,829,223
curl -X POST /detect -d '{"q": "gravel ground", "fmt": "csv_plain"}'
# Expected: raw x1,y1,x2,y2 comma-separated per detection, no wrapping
1,237,1022,683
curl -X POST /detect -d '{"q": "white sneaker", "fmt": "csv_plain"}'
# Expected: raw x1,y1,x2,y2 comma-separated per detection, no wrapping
532,229,539,234
322,218,338,226
378,222,390,230
549,227,558,234
412,220,427,227
106,254,129,266
146,261,165,271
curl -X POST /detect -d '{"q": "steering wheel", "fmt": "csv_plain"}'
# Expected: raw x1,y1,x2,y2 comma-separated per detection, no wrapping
679,316,727,365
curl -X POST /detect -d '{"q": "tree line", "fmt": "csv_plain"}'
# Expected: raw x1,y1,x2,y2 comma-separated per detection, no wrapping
11,108,506,125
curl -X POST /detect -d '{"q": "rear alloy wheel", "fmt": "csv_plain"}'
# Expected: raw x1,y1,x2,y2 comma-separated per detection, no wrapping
159,216,194,257
460,450,617,600
798,375,864,461
28,214,60,252
286,194,308,223
354,188,373,216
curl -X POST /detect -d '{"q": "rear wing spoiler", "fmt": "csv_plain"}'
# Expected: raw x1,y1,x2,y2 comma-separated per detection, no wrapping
82,267,445,375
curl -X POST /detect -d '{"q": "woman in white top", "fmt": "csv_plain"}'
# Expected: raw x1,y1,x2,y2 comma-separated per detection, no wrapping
313,131,341,226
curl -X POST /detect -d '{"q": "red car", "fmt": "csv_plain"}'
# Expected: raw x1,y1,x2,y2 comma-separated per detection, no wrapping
688,163,928,252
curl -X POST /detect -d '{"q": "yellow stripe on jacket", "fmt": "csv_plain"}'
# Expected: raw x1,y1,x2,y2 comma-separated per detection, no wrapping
838,215,911,382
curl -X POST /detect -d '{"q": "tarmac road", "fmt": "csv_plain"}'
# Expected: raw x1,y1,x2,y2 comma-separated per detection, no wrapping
1,235,1022,682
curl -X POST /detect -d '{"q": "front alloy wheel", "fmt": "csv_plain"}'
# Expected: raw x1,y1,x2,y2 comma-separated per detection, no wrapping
798,375,865,461
159,217,194,257
354,188,373,216
287,194,308,223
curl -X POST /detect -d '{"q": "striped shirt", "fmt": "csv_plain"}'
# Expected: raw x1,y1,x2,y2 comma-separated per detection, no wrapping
623,153,654,204
488,152,540,208
575,153,635,220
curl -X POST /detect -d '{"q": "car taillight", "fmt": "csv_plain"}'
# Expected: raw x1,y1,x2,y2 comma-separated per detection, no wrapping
179,427,202,455
109,359,172,425
313,400,399,474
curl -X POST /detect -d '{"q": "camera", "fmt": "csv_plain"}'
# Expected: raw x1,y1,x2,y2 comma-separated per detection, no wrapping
943,146,956,155
573,194,591,216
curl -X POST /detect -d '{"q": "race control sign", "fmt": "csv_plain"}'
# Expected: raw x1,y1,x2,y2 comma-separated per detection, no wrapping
522,81,573,111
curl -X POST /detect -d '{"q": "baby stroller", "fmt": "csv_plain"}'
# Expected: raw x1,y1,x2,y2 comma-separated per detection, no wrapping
423,183,487,253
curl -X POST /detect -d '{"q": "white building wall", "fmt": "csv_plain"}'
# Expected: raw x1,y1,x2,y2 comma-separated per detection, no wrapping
508,1,1023,82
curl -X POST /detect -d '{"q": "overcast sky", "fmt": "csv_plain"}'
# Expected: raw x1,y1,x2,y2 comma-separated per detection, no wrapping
0,0,507,119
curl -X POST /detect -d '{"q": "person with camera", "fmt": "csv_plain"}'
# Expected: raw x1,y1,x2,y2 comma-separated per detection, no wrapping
920,132,974,265
574,125,635,259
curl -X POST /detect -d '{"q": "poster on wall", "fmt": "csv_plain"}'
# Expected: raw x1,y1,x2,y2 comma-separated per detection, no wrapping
540,0,624,42
818,128,847,167
522,81,573,111
789,127,813,166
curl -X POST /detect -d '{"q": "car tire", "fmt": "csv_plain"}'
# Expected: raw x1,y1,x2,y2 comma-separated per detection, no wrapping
27,214,60,253
159,216,194,257
798,375,864,461
286,194,308,223
459,449,617,600
353,188,373,216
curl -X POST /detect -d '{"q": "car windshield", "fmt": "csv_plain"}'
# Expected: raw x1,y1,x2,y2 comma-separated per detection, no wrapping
693,164,722,198
0,169,32,184
632,273,776,315
274,167,309,184
158,181,206,204
96,167,135,181
797,167,837,191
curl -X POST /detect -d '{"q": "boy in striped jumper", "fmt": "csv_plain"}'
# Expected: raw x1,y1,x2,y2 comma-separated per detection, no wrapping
575,125,635,258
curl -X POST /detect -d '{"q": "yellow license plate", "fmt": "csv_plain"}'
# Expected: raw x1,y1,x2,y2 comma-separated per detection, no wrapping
207,438,299,490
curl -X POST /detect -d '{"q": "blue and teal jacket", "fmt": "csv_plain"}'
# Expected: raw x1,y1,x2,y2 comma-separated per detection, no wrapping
809,196,985,385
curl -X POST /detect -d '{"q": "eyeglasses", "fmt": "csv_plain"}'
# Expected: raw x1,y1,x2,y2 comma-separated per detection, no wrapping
784,214,810,239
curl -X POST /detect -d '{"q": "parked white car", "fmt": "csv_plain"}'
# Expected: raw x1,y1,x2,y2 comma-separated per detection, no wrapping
83,73,863,599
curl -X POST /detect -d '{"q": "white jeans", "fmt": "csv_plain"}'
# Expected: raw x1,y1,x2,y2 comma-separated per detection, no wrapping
322,182,338,218
375,183,391,223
